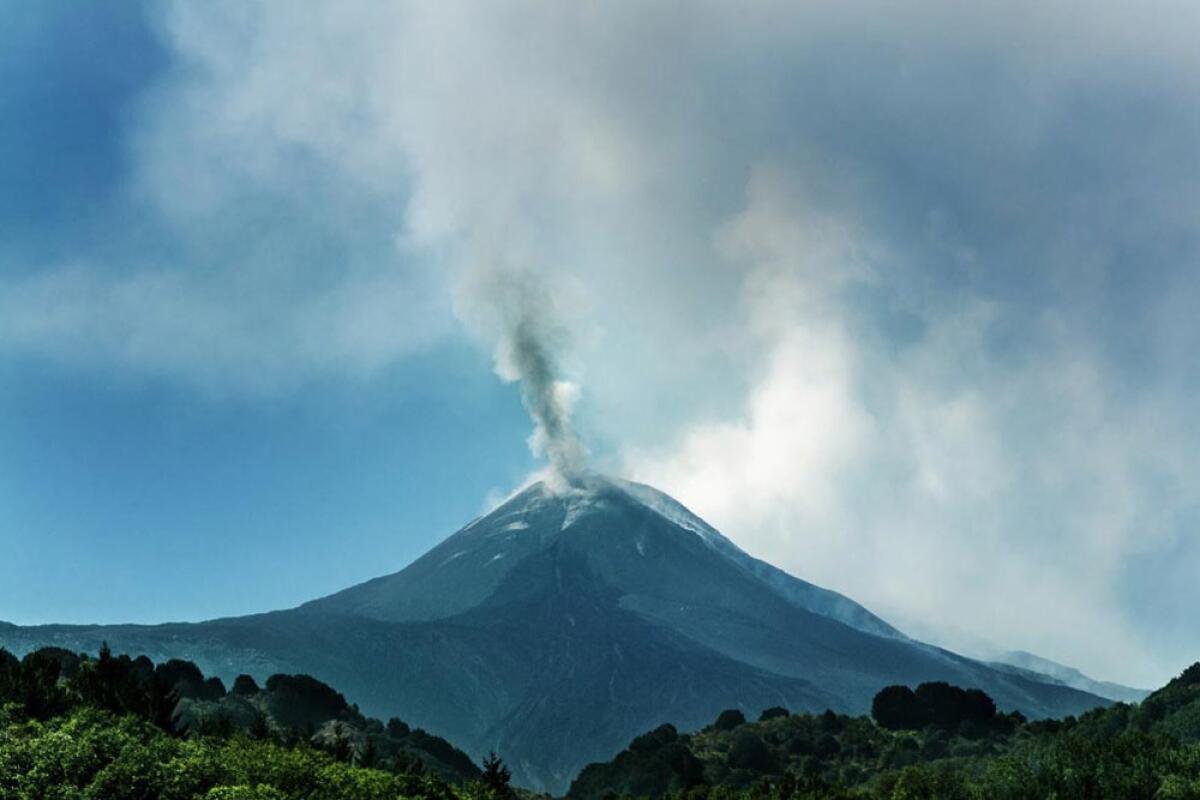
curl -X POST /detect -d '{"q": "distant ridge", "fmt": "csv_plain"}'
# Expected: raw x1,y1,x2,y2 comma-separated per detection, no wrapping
989,650,1149,704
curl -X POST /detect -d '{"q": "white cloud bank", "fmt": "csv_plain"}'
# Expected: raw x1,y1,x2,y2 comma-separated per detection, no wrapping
628,173,1195,685
3,0,1200,684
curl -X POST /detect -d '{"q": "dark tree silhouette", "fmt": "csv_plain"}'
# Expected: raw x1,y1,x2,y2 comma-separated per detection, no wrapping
481,751,514,798
874,682,1000,731
250,709,272,740
329,722,353,762
714,709,747,731
872,685,926,730
231,674,260,695
358,736,379,768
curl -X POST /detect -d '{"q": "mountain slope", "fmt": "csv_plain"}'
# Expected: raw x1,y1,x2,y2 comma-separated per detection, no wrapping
305,478,898,641
0,475,1108,793
990,650,1150,704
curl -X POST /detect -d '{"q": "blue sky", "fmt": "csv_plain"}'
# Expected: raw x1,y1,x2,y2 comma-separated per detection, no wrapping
0,344,534,624
2,1,1199,687
0,1,537,623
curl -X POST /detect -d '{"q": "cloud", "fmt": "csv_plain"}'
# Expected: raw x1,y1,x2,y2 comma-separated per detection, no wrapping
0,1,449,394
3,0,1200,683
0,259,447,393
627,175,1198,685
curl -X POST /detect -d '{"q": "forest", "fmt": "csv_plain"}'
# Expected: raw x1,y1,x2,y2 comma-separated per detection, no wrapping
0,645,502,800
2,645,1199,799
571,664,1200,799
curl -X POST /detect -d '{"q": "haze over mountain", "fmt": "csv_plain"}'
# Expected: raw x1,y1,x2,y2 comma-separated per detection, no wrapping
988,650,1149,705
0,474,1108,793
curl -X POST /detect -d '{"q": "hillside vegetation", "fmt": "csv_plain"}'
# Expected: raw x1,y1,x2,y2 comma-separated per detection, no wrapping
0,645,504,800
569,664,1200,800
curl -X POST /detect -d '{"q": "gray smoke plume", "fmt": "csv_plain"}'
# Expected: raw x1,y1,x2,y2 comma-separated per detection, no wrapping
467,268,588,486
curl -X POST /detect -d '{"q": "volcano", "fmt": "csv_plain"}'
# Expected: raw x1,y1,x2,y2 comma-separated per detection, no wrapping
0,475,1107,792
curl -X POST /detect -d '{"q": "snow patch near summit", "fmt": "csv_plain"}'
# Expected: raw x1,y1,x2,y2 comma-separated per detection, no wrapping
618,480,725,548
561,493,600,530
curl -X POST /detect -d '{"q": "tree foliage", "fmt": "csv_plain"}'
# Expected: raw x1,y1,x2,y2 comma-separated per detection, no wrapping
570,662,1200,800
0,645,482,799
872,681,1006,734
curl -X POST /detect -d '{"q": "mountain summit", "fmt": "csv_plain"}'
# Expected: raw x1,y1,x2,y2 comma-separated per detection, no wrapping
0,475,1108,792
306,475,899,640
